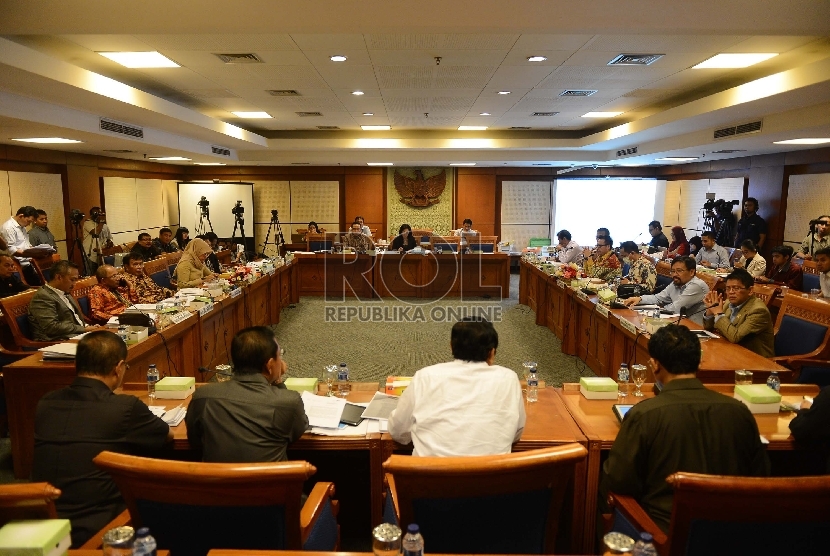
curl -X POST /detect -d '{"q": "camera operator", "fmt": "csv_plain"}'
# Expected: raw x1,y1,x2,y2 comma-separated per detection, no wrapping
714,200,738,248
82,207,113,274
795,215,830,260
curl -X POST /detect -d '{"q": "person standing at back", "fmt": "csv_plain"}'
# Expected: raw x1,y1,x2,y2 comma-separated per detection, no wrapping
28,209,57,249
734,197,767,250
647,221,669,250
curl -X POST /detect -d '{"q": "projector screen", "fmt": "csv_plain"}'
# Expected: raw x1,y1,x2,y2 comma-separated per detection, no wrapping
178,182,255,240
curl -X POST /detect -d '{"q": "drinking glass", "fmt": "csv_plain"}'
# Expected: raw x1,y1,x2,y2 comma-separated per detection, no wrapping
372,524,402,556
735,369,753,385
322,365,338,396
811,288,821,300
631,364,647,397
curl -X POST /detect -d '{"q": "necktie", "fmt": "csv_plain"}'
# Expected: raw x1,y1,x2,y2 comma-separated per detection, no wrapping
64,293,85,326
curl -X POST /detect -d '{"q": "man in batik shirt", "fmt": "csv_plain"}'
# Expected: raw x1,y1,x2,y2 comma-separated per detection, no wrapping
341,221,375,253
120,253,174,304
88,264,129,324
619,241,656,293
584,236,621,282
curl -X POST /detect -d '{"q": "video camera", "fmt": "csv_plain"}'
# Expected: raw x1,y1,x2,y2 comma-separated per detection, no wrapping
703,198,739,213
69,208,85,226
197,196,209,208
231,200,244,216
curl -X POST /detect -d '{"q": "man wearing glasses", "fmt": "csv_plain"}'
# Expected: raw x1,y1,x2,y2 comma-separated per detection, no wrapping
583,236,621,282
795,215,830,260
622,256,709,324
702,268,774,357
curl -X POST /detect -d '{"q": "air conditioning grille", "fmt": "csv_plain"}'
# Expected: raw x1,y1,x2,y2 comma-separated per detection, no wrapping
100,118,144,139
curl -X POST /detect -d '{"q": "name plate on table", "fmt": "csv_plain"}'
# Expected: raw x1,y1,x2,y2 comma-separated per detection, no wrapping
170,311,194,325
198,302,214,316
595,304,610,318
230,287,243,298
556,279,567,289
620,318,638,335
576,290,589,302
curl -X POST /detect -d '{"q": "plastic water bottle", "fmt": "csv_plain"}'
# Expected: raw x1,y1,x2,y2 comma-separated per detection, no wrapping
337,362,351,398
402,523,424,556
632,532,657,556
147,364,160,402
155,301,163,314
766,370,780,393
617,363,630,398
117,325,129,343
132,527,157,556
526,365,539,403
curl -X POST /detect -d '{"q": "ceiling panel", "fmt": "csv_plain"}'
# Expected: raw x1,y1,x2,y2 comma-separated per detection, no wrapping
584,34,748,53
364,34,518,50
289,34,367,51
487,66,556,89
62,34,154,51
376,66,434,89
367,50,508,66
138,34,299,51
434,66,495,88
511,34,594,51
313,65,378,89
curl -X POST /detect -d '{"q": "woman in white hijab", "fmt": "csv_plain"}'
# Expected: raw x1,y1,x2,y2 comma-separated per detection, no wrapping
174,238,215,289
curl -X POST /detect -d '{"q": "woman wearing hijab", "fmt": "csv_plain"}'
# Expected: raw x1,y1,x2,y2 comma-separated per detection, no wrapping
174,238,215,289
666,226,690,258
172,227,191,251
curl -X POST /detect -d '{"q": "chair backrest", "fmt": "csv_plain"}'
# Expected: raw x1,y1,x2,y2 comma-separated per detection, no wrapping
383,444,587,554
664,472,830,556
430,236,460,252
655,260,671,277
469,235,498,253
143,258,171,290
802,260,820,275
773,294,830,358
166,251,183,276
30,254,58,284
750,284,777,307
93,451,317,556
803,272,821,293
654,273,673,295
9,258,30,286
71,276,98,317
306,233,333,252
0,289,42,349
124,241,138,252
412,229,432,243
0,482,60,528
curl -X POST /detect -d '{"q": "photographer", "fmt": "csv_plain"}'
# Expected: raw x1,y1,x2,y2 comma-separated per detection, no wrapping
795,215,830,260
82,207,113,274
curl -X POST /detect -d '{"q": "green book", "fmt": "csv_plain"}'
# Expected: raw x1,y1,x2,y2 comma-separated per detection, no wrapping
0,519,71,556
579,377,618,392
284,377,319,393
734,384,781,404
156,377,196,391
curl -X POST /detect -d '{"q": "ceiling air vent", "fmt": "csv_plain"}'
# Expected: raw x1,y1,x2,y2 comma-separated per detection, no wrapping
296,112,323,117
608,53,664,66
559,90,597,97
532,112,559,117
214,53,263,64
532,163,553,166
510,126,531,130
267,90,300,96
291,162,311,165
211,145,231,157
103,149,135,153
714,120,763,140
616,147,639,157
712,149,747,154
100,118,144,139
317,126,340,130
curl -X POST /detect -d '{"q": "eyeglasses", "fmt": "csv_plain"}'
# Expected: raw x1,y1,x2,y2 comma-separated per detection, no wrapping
669,269,690,275
725,286,749,292
818,221,830,226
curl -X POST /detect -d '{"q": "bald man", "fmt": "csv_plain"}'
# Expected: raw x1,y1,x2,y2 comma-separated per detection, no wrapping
88,265,129,325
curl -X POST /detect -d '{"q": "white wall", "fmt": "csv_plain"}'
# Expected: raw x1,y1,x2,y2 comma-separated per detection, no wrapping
785,173,830,246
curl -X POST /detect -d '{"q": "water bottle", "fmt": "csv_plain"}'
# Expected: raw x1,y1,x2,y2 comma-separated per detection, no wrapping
617,363,630,398
337,362,351,398
155,301,163,314
526,365,539,403
402,523,424,556
147,364,160,402
117,325,129,343
132,527,157,556
766,370,780,393
632,532,657,556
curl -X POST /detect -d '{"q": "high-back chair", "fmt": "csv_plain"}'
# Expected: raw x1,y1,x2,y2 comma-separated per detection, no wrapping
608,472,830,556
802,260,821,293
412,229,433,244
31,253,60,284
430,235,461,253
0,290,56,350
750,284,778,307
166,251,183,277
71,276,98,321
307,233,333,252
772,293,830,368
9,257,31,286
383,444,587,554
469,235,499,253
143,258,172,290
0,482,60,528
90,452,339,556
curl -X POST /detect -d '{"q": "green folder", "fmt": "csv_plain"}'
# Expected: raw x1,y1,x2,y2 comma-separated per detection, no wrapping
0,519,71,556
734,384,782,404
285,377,319,393
579,376,617,392
156,376,196,391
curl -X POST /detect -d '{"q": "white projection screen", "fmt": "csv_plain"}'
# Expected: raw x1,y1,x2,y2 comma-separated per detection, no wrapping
178,182,255,243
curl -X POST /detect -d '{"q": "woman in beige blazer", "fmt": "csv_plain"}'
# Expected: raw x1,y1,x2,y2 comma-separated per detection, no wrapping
734,239,766,278
174,238,215,289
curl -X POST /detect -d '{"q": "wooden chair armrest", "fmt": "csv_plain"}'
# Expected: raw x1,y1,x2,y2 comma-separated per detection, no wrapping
383,473,399,522
17,338,60,350
300,481,338,545
607,493,668,549
79,509,131,549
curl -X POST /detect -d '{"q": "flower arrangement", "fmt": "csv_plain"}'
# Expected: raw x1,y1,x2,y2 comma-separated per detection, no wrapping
560,263,580,280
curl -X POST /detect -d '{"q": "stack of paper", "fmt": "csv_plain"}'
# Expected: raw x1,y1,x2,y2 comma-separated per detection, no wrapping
38,343,77,360
148,405,187,426
361,392,399,420
301,391,346,428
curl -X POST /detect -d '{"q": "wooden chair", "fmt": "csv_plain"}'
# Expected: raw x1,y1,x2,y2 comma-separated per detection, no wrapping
123,241,137,253
0,482,60,527
165,251,183,275
802,260,820,293
0,290,57,350
469,235,499,253
70,276,98,322
143,258,172,290
608,472,830,556
412,229,433,243
307,233,333,252
87,451,339,555
430,235,461,253
383,444,587,554
772,293,830,368
31,253,60,284
9,257,31,286
751,283,778,307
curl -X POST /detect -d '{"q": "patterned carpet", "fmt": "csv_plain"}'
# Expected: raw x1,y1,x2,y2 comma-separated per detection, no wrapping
273,275,595,387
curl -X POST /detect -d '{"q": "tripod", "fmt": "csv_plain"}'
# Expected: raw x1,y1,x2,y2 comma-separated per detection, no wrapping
230,212,247,263
67,220,94,277
195,199,214,236
259,210,285,258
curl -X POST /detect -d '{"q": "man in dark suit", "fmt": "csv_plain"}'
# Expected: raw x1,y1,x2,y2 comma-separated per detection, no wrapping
130,232,162,261
0,253,29,298
28,260,90,341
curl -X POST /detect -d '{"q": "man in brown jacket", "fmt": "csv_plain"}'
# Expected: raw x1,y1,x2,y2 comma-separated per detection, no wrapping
703,268,774,357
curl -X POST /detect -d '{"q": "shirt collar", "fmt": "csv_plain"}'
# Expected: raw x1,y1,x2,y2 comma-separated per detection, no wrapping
232,372,271,384
729,298,750,313
661,377,705,392
46,283,68,297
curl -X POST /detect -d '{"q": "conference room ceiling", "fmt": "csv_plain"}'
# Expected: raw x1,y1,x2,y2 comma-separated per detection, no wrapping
1,0,829,167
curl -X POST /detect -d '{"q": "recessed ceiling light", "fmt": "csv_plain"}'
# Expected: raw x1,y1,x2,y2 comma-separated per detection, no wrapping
352,91,365,96
479,112,492,116
656,157,699,162
450,163,476,166
98,51,179,68
458,126,488,131
330,55,348,62
231,111,272,118
194,162,226,166
363,112,374,116
149,156,191,161
497,91,511,95
361,125,391,131
11,137,82,144
773,138,830,145
367,162,393,166
527,56,547,62
582,112,623,118
693,53,778,69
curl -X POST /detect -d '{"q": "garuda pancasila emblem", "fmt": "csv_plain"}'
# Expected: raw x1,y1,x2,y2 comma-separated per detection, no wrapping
394,169,446,207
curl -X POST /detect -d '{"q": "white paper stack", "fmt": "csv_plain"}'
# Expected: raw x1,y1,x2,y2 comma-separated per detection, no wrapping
38,343,77,360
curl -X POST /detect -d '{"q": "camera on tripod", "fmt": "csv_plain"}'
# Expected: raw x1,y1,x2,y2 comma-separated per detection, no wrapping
197,196,210,208
231,200,244,216
703,198,739,213
70,209,85,226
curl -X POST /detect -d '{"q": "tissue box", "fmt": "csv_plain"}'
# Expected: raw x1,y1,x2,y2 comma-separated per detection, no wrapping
155,376,195,399
644,317,669,334
597,289,617,304
127,326,148,343
734,384,782,414
0,519,71,556
385,376,413,396
284,377,319,394
579,377,619,399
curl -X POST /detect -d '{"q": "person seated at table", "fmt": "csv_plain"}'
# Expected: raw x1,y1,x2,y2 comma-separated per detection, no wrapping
120,253,174,304
795,214,830,260
666,226,690,257
619,241,656,293
600,324,769,533
647,221,669,250
452,218,478,237
687,235,702,256
703,269,774,357
28,260,92,341
583,236,621,282
186,326,308,463
171,226,191,250
87,265,129,325
789,382,830,471
623,256,710,324
130,232,162,261
389,223,417,252
341,221,375,253
756,245,803,290
174,238,216,289
152,227,179,254
305,221,322,240
388,317,526,456
32,331,172,547
0,253,30,298
695,230,731,270
552,229,582,265
354,216,371,237
815,247,830,299
199,231,222,274
733,239,766,278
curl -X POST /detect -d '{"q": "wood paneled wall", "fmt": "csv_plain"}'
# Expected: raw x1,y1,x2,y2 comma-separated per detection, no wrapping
345,170,385,238
456,169,496,236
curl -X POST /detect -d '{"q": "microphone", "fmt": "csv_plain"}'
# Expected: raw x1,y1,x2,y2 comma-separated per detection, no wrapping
675,302,720,323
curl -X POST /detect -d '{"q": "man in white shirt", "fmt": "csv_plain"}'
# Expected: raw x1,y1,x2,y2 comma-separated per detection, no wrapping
695,230,731,269
815,247,830,298
623,256,710,324
553,229,582,265
82,207,114,273
388,318,526,456
2,206,39,283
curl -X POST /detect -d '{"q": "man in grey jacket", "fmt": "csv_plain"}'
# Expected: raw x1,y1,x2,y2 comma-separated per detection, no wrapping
29,260,90,341
623,256,710,324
